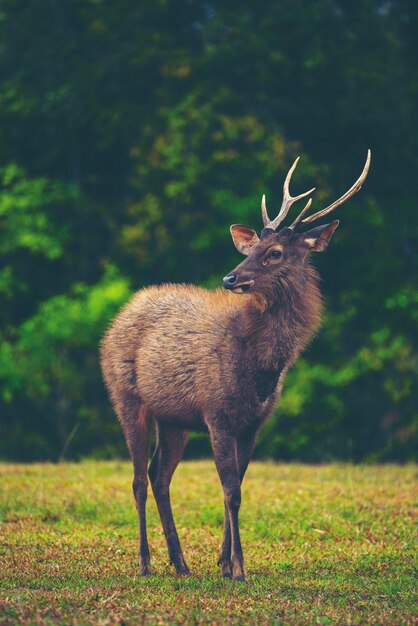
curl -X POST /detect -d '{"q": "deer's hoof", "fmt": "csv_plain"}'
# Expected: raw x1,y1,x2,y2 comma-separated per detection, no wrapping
230,555,246,581
220,560,232,578
172,555,191,576
179,568,192,576
233,575,246,582
139,563,152,576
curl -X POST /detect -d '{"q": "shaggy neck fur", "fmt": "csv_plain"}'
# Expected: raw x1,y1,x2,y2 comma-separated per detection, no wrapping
236,261,323,371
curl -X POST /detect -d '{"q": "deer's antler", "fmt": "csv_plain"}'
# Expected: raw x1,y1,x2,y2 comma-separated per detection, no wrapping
261,156,316,230
289,149,371,229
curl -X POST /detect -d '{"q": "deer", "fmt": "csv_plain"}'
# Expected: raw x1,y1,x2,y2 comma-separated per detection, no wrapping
100,150,371,581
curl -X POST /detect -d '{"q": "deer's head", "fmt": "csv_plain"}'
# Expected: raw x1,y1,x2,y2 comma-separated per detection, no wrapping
223,151,371,296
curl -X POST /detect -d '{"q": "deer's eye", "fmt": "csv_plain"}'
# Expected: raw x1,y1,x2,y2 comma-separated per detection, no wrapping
271,249,282,259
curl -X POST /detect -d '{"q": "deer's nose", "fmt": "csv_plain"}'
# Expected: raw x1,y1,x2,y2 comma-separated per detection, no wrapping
223,274,237,288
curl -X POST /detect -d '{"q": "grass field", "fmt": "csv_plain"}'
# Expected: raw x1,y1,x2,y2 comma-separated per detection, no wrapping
0,461,416,625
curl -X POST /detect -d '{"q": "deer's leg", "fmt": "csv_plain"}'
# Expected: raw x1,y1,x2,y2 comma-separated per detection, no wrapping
119,395,152,575
208,426,245,581
218,433,257,578
148,422,190,575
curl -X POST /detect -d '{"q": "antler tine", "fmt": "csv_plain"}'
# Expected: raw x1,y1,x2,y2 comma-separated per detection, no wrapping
300,149,371,226
263,156,316,230
261,194,269,227
289,197,313,229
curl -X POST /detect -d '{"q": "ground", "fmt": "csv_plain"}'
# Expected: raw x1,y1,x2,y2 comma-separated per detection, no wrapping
0,461,416,625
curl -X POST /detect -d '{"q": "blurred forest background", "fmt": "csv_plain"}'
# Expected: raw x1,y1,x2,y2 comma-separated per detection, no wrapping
0,0,417,462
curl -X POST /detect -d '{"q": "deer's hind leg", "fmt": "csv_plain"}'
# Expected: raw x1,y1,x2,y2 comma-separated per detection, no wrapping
117,393,153,575
148,422,190,575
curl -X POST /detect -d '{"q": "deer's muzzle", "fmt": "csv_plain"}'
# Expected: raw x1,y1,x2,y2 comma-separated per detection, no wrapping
223,274,254,293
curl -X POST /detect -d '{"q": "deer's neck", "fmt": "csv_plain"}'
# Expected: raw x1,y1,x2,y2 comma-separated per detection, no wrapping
239,263,323,371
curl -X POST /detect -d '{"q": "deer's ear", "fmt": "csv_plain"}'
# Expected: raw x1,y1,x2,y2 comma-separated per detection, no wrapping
230,224,260,255
302,220,339,252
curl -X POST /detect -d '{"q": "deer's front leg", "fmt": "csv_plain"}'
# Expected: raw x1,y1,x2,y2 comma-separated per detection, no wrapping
208,424,245,581
218,433,257,578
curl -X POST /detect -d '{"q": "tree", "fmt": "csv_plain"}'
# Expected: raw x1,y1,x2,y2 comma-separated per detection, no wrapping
0,0,416,460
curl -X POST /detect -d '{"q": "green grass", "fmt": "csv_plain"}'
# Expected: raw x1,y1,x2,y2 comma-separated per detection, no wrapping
0,461,416,625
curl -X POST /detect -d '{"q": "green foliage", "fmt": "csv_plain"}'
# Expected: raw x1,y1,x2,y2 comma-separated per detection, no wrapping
0,267,131,460
0,164,78,315
0,164,67,259
0,0,417,460
1,461,416,624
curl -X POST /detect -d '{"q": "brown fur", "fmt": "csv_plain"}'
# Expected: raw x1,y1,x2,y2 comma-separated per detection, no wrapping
100,224,330,580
